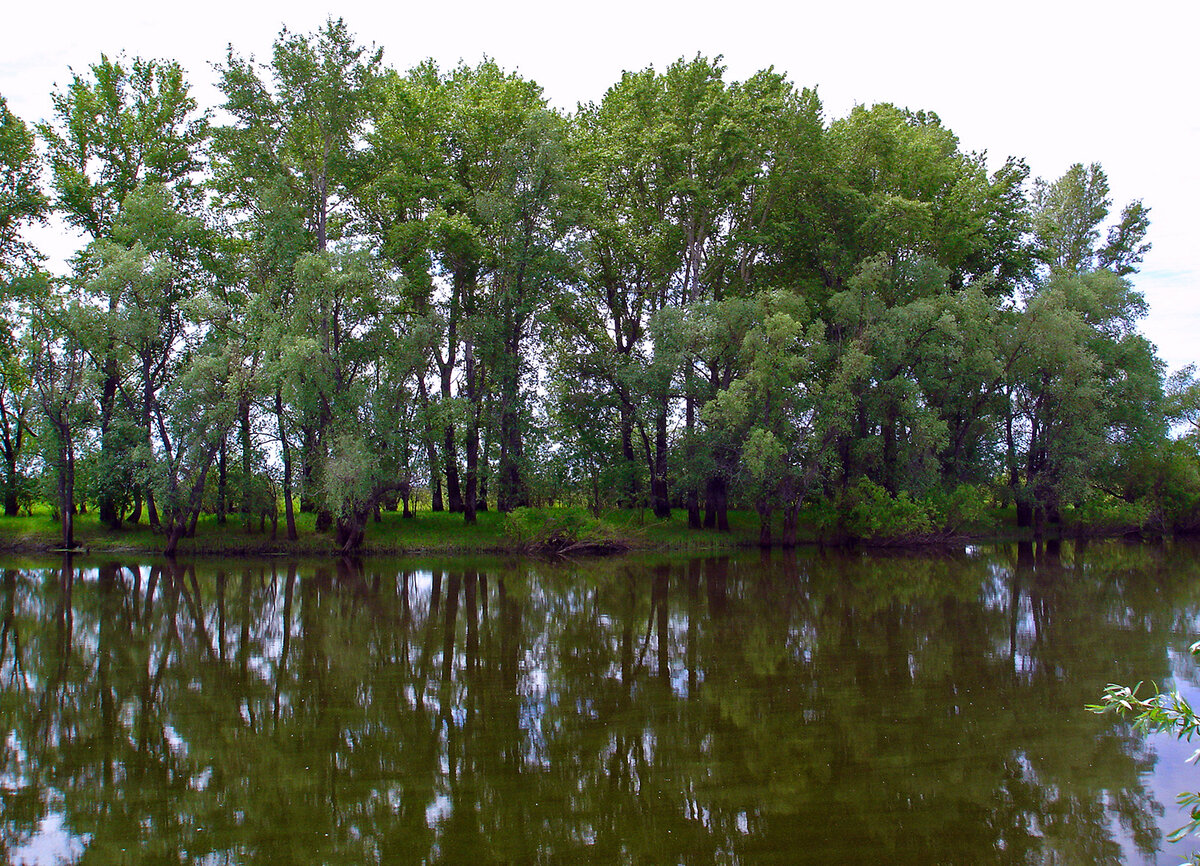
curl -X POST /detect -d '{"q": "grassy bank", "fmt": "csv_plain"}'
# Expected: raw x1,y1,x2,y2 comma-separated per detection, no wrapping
0,505,768,558
0,499,1152,560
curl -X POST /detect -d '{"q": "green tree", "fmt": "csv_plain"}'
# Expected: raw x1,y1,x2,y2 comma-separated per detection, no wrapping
367,59,569,519
1005,163,1164,529
0,96,47,515
39,54,208,527
703,291,868,544
214,17,382,530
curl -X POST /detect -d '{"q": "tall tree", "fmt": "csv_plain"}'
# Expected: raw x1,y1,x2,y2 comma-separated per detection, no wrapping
39,54,207,527
0,96,47,515
367,59,569,518
214,17,382,529
1005,162,1161,529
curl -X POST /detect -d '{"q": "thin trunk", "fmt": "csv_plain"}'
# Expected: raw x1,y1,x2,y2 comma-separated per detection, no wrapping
685,370,700,529
464,343,478,525
57,421,75,549
417,376,444,512
216,436,227,525
757,504,772,548
619,403,639,509
146,488,159,529
276,389,297,541
97,354,120,528
444,423,463,513
497,335,525,513
240,397,252,533
652,403,670,519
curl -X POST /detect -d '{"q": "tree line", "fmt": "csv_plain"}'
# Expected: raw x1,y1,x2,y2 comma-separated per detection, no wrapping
1,18,1196,554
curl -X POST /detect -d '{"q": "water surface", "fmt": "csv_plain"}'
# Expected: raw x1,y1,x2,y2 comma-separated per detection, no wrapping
3,541,1200,864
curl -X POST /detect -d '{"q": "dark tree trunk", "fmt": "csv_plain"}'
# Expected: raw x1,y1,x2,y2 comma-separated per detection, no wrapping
781,506,799,548
619,402,639,508
652,405,670,519
299,425,317,513
97,358,120,529
685,380,701,529
444,425,463,513
216,436,227,525
146,489,160,529
416,377,444,513
497,338,526,514
463,343,478,525
704,476,729,532
240,398,253,533
276,389,298,541
757,504,772,548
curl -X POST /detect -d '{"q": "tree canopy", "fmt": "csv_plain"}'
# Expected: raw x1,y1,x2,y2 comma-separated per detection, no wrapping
2,18,1191,552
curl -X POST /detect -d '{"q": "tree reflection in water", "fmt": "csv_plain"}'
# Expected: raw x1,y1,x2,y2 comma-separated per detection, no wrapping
2,541,1200,864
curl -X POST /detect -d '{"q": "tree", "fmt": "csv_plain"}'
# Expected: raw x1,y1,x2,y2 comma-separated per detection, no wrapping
367,59,569,518
214,17,383,530
39,54,208,528
0,96,47,515
1004,162,1163,529
704,291,868,544
278,249,412,552
0,95,46,278
78,183,239,553
28,303,88,548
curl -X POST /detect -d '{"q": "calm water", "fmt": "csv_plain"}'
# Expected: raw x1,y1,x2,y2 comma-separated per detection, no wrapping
3,541,1200,864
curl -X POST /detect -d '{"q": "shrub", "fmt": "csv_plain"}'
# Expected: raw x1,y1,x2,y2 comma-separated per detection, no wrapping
501,506,628,554
841,478,934,542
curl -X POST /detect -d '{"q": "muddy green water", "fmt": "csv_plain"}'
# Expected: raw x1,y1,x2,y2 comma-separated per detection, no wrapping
3,541,1200,864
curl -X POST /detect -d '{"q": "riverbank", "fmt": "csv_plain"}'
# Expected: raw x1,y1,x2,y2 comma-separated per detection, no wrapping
0,503,1150,559
0,506,768,558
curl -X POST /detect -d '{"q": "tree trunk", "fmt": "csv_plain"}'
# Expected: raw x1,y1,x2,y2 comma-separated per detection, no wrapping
240,397,253,533
56,421,75,549
757,504,772,548
781,506,798,548
97,356,120,529
216,436,227,525
685,373,701,529
705,476,729,532
497,337,526,513
463,343,478,525
619,402,639,508
444,424,463,513
300,425,317,513
147,489,160,529
416,377,443,512
652,405,670,519
276,389,298,541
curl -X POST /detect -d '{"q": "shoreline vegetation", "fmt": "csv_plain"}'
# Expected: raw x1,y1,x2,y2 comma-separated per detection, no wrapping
5,18,1200,562
0,497,1163,560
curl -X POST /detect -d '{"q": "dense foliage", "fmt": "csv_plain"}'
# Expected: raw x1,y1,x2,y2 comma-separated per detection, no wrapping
1,19,1194,553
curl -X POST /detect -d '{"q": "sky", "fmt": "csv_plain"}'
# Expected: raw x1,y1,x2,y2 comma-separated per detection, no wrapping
3,0,1196,371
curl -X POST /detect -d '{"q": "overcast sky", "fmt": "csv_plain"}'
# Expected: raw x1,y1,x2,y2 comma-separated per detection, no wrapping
3,0,1196,371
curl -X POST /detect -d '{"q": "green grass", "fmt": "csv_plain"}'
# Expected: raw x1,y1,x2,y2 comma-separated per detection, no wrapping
0,503,764,558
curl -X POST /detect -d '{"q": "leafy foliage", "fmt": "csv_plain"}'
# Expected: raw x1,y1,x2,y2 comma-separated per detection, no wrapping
1090,640,1200,863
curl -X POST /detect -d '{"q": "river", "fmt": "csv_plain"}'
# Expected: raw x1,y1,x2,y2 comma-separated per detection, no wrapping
2,540,1199,864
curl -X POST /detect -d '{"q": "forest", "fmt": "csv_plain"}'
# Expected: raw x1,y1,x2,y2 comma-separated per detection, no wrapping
1,18,1198,555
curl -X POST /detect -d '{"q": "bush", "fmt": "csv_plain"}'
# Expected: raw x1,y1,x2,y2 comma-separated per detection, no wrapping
925,484,994,534
1069,495,1151,534
501,506,629,554
841,478,934,542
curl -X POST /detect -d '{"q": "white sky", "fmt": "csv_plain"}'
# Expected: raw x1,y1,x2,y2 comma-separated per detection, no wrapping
3,0,1196,371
